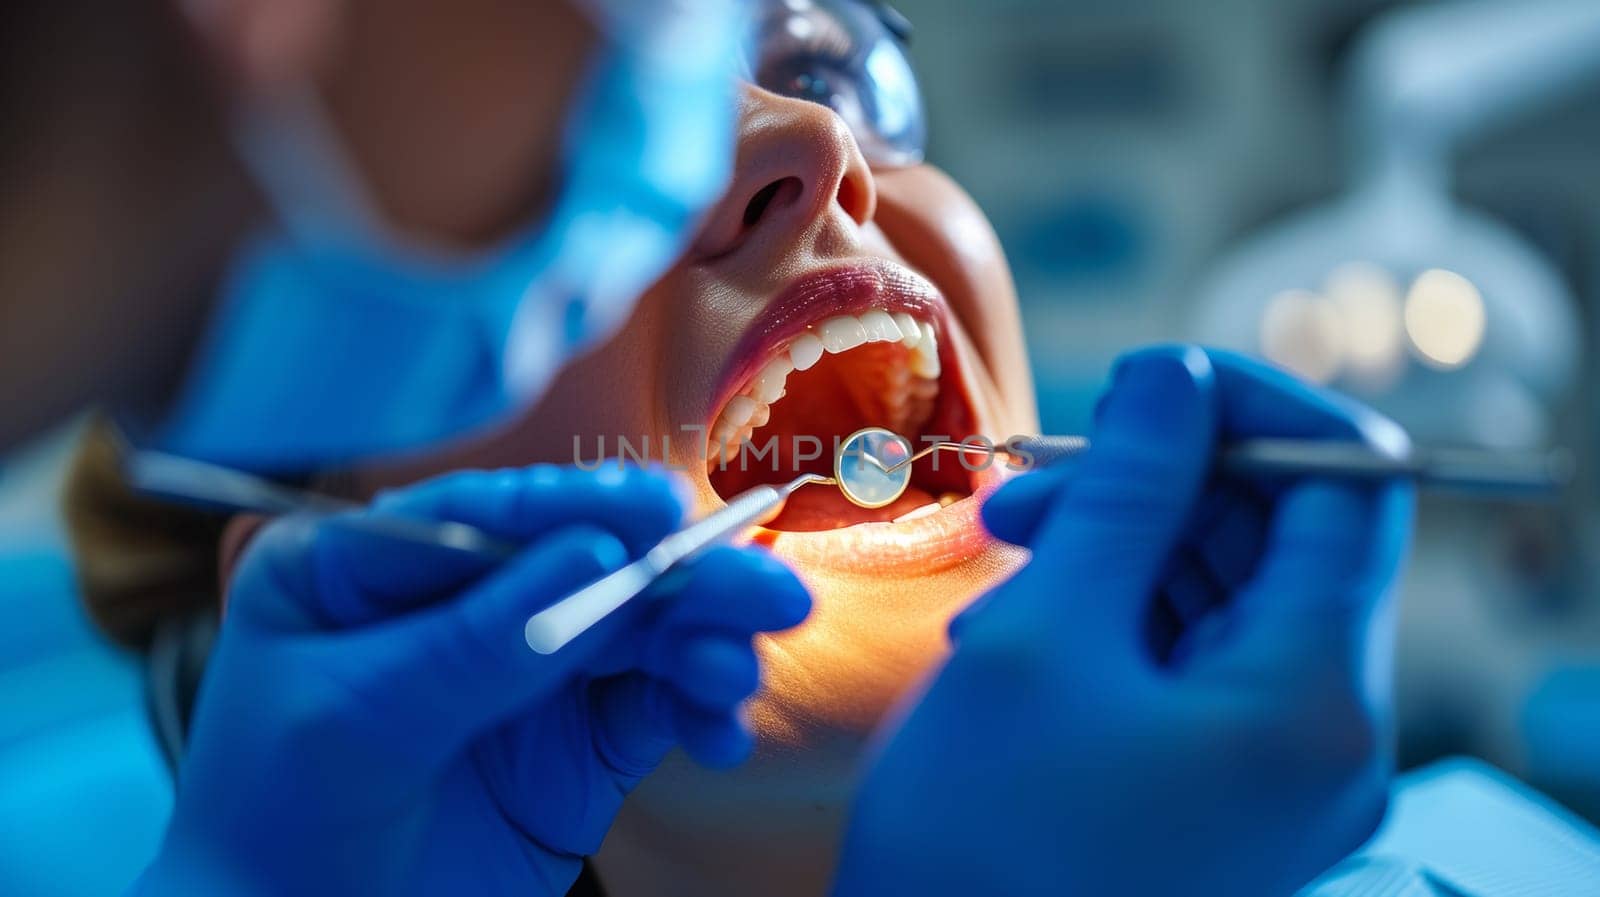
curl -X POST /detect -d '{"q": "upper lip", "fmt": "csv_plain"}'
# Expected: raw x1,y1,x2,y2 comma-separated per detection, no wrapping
707,260,951,425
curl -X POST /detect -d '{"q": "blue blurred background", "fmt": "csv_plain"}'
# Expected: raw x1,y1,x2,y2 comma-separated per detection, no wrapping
4,0,1600,892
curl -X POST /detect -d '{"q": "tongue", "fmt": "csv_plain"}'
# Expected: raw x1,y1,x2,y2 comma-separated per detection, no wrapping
710,338,970,529
766,482,939,531
710,344,920,499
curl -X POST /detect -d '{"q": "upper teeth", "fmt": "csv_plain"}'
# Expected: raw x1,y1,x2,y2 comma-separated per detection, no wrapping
710,308,941,465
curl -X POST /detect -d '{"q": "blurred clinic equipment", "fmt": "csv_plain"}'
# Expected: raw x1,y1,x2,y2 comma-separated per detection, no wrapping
1194,0,1600,450
1179,0,1600,808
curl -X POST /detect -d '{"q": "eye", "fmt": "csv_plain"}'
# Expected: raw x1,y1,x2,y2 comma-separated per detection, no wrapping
745,0,927,168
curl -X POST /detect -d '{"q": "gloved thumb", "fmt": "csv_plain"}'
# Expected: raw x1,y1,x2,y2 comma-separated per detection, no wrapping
970,346,1217,659
980,463,1073,547
1211,478,1412,677
307,465,686,628
311,514,504,626
323,525,644,767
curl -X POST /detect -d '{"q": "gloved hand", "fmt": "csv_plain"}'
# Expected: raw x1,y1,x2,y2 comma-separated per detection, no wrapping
130,465,809,897
834,346,1414,897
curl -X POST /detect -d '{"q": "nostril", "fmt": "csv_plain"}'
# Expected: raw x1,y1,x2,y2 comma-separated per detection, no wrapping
743,182,783,227
837,176,865,224
743,176,803,229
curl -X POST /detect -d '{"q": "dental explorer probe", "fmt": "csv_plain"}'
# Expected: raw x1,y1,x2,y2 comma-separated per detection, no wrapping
521,473,834,654
875,435,1573,499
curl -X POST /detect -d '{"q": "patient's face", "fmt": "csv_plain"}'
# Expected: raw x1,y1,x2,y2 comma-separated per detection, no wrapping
353,0,1035,879
539,95,1036,738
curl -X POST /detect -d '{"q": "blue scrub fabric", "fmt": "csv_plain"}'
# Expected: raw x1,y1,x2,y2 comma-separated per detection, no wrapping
1302,757,1600,896
0,546,171,896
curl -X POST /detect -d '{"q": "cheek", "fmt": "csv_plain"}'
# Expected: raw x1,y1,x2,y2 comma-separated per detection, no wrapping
873,166,1012,295
509,325,663,461
871,166,1036,431
660,269,750,432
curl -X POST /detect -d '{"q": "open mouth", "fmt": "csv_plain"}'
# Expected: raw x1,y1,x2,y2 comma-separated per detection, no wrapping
705,264,981,532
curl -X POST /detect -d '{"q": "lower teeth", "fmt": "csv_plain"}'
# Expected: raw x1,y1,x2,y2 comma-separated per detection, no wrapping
893,502,943,523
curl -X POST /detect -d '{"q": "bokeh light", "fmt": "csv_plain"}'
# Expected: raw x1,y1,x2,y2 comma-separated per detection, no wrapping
1404,268,1487,370
1260,288,1345,383
1325,262,1405,386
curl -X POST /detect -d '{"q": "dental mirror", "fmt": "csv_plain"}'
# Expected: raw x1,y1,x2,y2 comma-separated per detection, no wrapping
835,427,915,508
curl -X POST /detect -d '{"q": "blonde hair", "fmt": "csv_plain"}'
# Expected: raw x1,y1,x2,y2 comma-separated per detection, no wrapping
61,418,228,647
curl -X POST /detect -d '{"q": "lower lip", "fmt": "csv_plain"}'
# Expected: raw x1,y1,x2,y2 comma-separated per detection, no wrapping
751,468,1009,575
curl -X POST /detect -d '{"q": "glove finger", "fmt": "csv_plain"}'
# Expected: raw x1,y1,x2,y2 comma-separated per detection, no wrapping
589,672,677,786
1144,482,1270,652
592,661,763,782
311,466,685,626
1190,482,1271,591
1145,591,1186,662
1225,479,1413,663
979,464,1074,547
649,546,812,635
669,695,755,769
968,346,1217,663
642,634,762,712
230,512,493,633
1210,349,1409,449
371,464,685,556
348,526,658,765
1159,548,1225,629
310,513,508,626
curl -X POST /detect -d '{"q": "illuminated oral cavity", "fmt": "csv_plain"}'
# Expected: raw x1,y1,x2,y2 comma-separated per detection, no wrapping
707,308,975,531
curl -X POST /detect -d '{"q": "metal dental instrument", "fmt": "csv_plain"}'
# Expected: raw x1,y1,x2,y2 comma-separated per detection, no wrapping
522,472,834,654
120,444,840,656
120,446,522,565
832,427,1574,509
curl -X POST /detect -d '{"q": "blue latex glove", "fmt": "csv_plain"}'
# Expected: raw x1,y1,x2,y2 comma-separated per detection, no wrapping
130,465,809,897
834,346,1414,897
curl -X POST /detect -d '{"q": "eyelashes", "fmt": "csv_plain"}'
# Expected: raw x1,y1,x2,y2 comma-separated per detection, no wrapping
752,7,861,81
743,0,927,168
780,12,859,64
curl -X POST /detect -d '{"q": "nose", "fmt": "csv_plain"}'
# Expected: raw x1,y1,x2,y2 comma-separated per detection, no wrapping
694,85,877,259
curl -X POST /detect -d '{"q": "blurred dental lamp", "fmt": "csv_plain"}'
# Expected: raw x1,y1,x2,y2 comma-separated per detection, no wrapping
1195,0,1600,449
